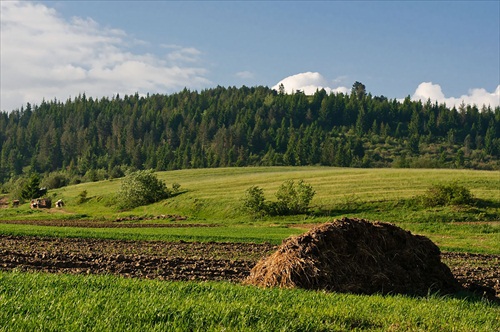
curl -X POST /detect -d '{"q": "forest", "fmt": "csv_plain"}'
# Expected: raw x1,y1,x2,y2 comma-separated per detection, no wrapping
0,83,499,189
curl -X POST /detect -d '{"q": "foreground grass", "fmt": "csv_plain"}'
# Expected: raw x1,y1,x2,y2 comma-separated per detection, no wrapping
1,271,498,332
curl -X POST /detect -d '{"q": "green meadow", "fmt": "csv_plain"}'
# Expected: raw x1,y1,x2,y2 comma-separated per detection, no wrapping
1,167,499,331
2,167,499,253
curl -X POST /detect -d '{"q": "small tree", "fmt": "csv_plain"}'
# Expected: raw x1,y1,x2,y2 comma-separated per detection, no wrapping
118,170,171,209
242,186,267,217
21,173,45,200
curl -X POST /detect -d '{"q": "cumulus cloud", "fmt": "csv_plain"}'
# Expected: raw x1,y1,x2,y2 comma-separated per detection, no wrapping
274,73,500,109
272,72,349,95
0,1,211,112
411,82,500,108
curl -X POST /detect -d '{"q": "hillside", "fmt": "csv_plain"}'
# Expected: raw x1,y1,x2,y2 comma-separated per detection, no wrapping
1,85,499,189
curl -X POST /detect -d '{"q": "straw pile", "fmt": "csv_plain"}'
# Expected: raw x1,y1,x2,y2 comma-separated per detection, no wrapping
245,217,459,296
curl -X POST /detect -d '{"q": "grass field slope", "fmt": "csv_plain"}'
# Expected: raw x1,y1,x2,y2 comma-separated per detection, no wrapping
0,167,499,331
1,167,498,253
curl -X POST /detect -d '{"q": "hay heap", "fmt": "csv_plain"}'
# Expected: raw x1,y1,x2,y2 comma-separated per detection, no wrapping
245,217,459,296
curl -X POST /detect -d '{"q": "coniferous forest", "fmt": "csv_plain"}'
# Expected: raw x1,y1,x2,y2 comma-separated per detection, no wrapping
1,84,499,189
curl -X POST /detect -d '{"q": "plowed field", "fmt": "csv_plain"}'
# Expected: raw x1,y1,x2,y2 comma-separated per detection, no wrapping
0,219,498,300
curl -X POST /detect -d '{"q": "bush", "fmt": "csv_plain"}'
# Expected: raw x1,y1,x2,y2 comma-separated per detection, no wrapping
118,170,171,210
243,186,267,217
109,166,125,179
4,176,27,203
419,182,475,207
43,172,69,189
76,190,88,205
243,180,315,217
172,182,181,194
274,180,315,215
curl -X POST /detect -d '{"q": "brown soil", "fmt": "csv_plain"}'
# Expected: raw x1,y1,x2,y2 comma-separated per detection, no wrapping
0,219,215,228
0,235,275,281
0,234,498,300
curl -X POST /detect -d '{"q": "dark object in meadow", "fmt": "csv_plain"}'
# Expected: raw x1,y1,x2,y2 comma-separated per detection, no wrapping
245,217,460,296
30,198,52,209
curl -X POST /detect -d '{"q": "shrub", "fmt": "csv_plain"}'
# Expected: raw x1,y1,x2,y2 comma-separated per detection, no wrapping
76,190,88,205
172,182,181,194
242,180,315,217
109,166,125,179
274,180,315,215
118,170,171,210
243,186,267,217
43,173,69,189
419,182,475,207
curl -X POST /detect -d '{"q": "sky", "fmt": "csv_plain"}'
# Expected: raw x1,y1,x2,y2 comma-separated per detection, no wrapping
1,0,499,112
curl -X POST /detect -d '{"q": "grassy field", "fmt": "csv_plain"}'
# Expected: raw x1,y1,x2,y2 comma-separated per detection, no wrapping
1,167,499,253
54,166,500,222
1,167,499,331
1,271,499,332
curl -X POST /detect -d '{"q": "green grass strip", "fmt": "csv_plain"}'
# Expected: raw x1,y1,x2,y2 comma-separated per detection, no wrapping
400,222,500,254
1,221,499,254
1,271,498,332
0,223,301,245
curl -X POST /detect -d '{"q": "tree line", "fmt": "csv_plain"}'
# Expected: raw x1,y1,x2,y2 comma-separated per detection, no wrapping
0,84,499,187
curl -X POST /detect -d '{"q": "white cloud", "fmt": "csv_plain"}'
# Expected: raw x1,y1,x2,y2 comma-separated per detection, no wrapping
162,45,202,64
273,74,500,109
272,72,349,95
411,82,500,108
0,1,211,111
235,71,255,79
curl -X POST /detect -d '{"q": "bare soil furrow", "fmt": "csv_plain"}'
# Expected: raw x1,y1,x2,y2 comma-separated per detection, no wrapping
0,235,498,299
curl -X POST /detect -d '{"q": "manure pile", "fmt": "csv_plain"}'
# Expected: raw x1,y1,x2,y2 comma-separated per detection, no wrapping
245,217,460,296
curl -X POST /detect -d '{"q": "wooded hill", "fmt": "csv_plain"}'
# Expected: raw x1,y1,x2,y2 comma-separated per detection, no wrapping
1,85,499,185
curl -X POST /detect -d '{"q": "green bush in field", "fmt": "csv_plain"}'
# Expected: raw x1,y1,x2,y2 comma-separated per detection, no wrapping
419,182,475,207
43,172,69,189
172,182,181,194
242,186,267,217
76,190,88,205
118,170,171,210
243,180,315,216
272,180,316,215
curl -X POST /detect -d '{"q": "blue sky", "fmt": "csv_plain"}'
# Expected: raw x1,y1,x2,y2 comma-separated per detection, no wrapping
1,1,499,111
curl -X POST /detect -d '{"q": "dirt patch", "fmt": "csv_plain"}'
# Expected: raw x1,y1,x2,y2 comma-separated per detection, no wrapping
0,235,276,282
0,219,216,228
245,218,497,300
0,233,498,300
114,214,188,222
442,252,500,299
